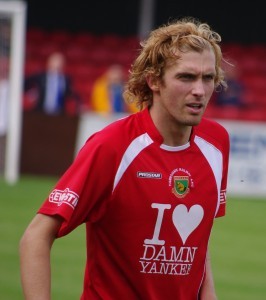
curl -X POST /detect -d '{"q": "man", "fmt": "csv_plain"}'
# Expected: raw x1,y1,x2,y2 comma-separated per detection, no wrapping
20,17,230,300
24,52,80,115
91,64,137,114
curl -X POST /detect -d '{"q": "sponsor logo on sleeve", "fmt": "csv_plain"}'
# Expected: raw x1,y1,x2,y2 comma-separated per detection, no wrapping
49,188,79,209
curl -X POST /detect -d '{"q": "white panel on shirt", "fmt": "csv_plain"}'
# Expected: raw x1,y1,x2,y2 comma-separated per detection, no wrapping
113,133,153,192
194,135,223,216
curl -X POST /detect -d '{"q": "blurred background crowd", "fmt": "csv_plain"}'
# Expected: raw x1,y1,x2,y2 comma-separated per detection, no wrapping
20,0,266,120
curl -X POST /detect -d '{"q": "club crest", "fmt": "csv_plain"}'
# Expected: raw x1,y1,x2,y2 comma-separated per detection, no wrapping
172,176,190,198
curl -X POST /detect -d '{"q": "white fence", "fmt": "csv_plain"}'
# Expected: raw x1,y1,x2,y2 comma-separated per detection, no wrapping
76,113,266,199
221,120,266,198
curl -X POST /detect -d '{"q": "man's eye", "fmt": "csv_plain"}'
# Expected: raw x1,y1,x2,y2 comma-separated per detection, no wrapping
204,75,215,81
179,74,194,80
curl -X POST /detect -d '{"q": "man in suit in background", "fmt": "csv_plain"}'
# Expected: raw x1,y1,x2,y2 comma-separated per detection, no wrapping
24,52,80,115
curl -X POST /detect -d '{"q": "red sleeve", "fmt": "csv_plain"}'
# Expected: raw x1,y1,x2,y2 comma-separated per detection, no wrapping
38,133,117,237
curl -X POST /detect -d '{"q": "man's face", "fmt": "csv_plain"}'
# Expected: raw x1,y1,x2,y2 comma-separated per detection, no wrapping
151,49,216,128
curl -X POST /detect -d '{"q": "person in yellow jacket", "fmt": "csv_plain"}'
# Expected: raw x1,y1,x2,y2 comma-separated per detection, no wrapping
91,64,137,114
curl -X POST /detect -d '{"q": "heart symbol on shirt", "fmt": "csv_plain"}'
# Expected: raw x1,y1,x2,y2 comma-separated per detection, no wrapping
172,204,204,244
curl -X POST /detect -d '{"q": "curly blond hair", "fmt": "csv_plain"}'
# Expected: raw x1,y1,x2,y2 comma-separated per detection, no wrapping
123,17,226,110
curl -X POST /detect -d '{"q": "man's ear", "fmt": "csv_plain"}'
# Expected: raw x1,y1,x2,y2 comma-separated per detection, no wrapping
146,75,160,92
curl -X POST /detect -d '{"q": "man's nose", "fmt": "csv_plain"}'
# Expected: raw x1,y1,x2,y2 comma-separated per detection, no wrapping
192,80,205,96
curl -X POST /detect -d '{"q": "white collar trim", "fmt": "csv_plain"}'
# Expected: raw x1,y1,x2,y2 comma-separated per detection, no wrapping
160,142,190,152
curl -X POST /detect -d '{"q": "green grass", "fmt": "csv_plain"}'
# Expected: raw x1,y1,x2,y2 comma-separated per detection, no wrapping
1,175,266,299
0,175,86,300
210,198,266,300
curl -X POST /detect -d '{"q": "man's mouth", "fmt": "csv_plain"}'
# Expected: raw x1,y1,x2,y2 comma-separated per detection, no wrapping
187,103,203,108
186,103,204,113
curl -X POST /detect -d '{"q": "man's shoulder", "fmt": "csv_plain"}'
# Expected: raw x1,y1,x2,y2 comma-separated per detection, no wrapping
195,118,229,147
198,117,228,132
86,112,140,149
102,112,138,135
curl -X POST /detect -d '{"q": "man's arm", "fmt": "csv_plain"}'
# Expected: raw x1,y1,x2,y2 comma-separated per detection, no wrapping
19,214,63,300
199,250,218,300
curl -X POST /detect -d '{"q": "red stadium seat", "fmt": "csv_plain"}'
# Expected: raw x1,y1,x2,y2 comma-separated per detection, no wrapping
73,80,94,110
48,30,73,46
26,28,48,44
98,34,124,50
24,58,45,76
64,45,90,63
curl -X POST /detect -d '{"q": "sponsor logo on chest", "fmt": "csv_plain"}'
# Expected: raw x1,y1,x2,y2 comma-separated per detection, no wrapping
137,171,162,179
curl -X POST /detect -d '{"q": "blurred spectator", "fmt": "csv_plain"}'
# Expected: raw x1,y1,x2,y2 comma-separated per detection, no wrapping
90,64,137,114
215,63,246,107
24,52,81,115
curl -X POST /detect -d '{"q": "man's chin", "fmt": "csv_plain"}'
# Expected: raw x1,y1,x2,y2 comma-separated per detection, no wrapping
186,115,203,126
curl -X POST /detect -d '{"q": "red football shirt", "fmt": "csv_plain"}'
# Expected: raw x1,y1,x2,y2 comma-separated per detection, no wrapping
39,108,230,299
